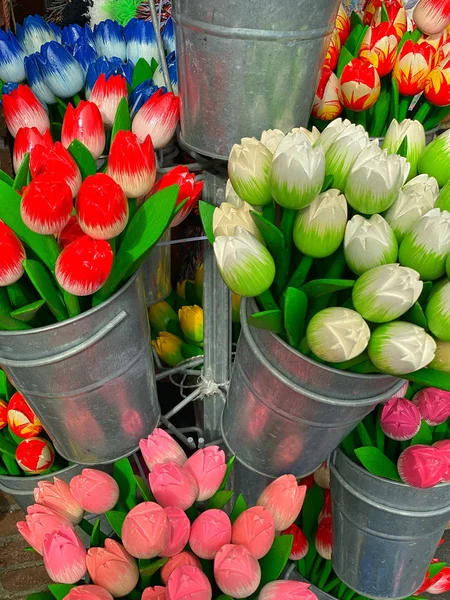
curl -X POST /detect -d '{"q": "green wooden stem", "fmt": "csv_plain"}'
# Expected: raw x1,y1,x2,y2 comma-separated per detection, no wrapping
257,289,278,312
279,208,297,272
288,256,314,290
78,518,94,536
310,554,324,585
323,577,342,593
398,96,411,122
357,421,375,447
318,560,334,590
415,101,432,124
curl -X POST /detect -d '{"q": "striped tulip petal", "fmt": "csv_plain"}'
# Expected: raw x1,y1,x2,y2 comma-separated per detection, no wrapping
30,141,82,199
2,84,50,138
7,392,42,438
0,220,26,286
94,20,127,61
0,29,26,83
339,58,381,111
16,437,55,474
393,40,434,96
150,166,203,227
16,15,58,55
21,173,73,235
13,126,53,174
55,236,114,296
90,73,128,129
124,18,158,66
108,131,156,198
132,89,180,149
61,101,105,160
414,0,450,36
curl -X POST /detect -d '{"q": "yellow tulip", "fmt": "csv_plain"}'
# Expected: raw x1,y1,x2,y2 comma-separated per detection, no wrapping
177,280,188,299
179,305,204,344
194,264,204,302
148,301,177,333
152,332,184,367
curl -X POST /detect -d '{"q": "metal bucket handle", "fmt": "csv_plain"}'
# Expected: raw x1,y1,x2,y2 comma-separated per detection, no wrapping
0,311,128,368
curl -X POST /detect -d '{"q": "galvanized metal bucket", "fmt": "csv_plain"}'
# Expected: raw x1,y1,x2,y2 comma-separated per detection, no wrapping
0,271,160,465
144,230,172,306
222,298,404,479
330,449,450,600
173,0,341,159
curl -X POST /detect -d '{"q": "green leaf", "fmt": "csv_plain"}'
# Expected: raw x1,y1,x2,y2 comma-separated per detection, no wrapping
208,489,234,510
13,153,30,192
429,561,447,578
185,281,198,306
7,280,34,309
105,510,127,537
251,211,287,296
410,420,433,446
0,180,61,272
62,290,81,318
284,288,308,348
139,557,168,588
111,97,131,142
219,455,236,491
248,309,283,333
24,260,68,322
199,200,215,245
26,594,55,600
406,368,450,391
0,288,31,331
350,10,363,28
402,302,427,329
68,139,96,179
181,343,204,360
397,135,409,160
357,421,375,447
337,46,355,78
258,535,293,587
354,447,401,481
132,58,154,89
2,453,21,475
230,494,248,523
114,457,137,510
0,169,13,186
90,518,105,547
150,57,159,75
262,201,276,224
301,279,355,298
10,299,46,322
380,2,389,22
134,474,154,502
48,584,75,600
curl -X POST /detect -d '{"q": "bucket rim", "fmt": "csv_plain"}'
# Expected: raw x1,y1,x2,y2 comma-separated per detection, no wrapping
0,270,141,338
0,462,81,492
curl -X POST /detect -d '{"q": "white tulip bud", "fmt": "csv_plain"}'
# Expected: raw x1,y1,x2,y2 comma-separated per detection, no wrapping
368,322,436,375
291,126,320,145
425,280,450,342
273,131,313,159
316,118,353,153
428,340,450,373
293,189,348,258
352,264,423,323
344,214,398,276
399,208,450,280
384,174,439,242
325,124,370,191
214,227,275,297
382,119,426,180
228,137,273,206
225,179,247,209
213,202,263,241
260,129,285,154
306,307,371,363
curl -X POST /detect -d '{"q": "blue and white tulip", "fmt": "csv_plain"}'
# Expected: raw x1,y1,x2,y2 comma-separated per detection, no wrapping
94,20,126,61
73,38,99,74
0,30,26,83
16,15,58,55
124,18,158,66
162,17,176,55
37,41,85,98
24,54,56,105
153,51,178,95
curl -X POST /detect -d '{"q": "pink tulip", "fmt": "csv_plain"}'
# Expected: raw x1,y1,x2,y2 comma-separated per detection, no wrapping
3,85,50,137
161,506,190,557
259,580,319,600
149,461,199,510
121,502,170,559
42,525,87,584
90,73,128,129
30,141,82,199
0,220,26,286
66,585,114,600
281,524,309,560
189,509,232,560
139,428,187,471
380,397,422,441
413,0,450,36
184,446,227,502
161,551,202,584
86,539,139,597
257,475,307,531
62,101,105,160
412,388,450,426
398,444,448,488
17,504,73,554
34,477,84,525
69,469,119,514
142,586,167,600
214,544,261,599
13,126,53,173
166,566,211,600
434,440,450,483
132,89,180,149
108,131,156,198
231,506,275,560
315,517,332,560
313,462,330,489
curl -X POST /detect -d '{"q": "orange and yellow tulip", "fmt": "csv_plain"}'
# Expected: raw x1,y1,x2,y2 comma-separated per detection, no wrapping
393,40,435,96
336,4,351,46
425,56,450,106
312,67,343,121
359,21,399,77
324,28,341,72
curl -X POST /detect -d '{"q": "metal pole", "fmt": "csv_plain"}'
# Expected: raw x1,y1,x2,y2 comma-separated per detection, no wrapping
148,0,173,93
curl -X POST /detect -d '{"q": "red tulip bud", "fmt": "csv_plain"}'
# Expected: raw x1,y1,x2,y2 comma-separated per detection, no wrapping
0,399,8,429
58,216,85,249
324,28,341,72
55,235,114,296
7,391,43,438
414,0,450,36
150,166,203,228
62,101,106,160
339,58,381,111
13,127,53,174
132,89,180,149
21,173,73,235
30,141,82,199
424,56,450,106
393,40,435,96
281,524,309,560
76,173,129,239
0,220,26,285
315,516,332,560
90,73,128,129
16,437,55,474
108,131,156,198
359,22,399,77
2,85,50,138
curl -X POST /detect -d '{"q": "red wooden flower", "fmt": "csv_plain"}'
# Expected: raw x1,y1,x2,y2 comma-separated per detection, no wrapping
21,173,73,235
414,0,450,36
150,166,203,228
57,216,85,249
89,73,128,129
132,88,180,149
30,141,82,199
7,392,43,438
13,127,52,174
359,22,399,77
0,399,7,429
393,40,435,96
0,219,26,285
16,437,55,474
338,58,381,111
312,67,343,121
315,516,332,560
108,130,156,198
2,85,50,138
424,56,450,106
281,524,309,560
61,101,106,160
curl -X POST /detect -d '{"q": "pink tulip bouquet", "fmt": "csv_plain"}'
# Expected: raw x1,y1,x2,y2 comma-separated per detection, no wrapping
18,429,317,600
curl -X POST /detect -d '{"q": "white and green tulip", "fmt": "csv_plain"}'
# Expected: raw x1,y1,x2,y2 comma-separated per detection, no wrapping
384,174,439,243
368,321,436,375
352,264,423,323
225,179,246,209
428,340,450,373
345,144,410,214
382,119,426,180
260,129,285,154
213,201,263,241
316,118,352,153
325,124,370,191
228,137,273,206
418,129,450,187
436,180,450,212
344,214,398,276
293,189,348,258
272,131,313,159
399,208,450,280
214,227,275,297
291,125,320,145
270,141,325,210
306,307,370,363
425,280,450,342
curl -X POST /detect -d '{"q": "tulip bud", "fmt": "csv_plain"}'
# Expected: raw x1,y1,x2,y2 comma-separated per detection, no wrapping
152,332,185,367
336,4,351,45
161,552,202,584
257,475,307,531
121,502,170,559
184,446,226,501
259,580,318,600
384,175,439,242
425,280,450,342
228,138,273,207
231,506,275,560
76,173,129,239
0,221,26,287
87,539,139,597
412,388,450,426
167,566,212,600
393,40,434,96
281,524,309,561
369,321,436,375
69,469,119,514
380,397,422,441
62,101,105,160
360,22,399,77
149,461,199,510
428,339,450,372
314,462,331,489
17,504,73,555
418,129,450,187
270,141,325,210
315,516,332,560
132,89,180,149
65,585,114,600
325,123,370,191
55,236,114,296
34,477,84,524
161,506,190,557
148,302,177,334
399,209,450,280
16,437,55,474
190,509,232,560
43,526,87,584
0,399,7,429
398,444,448,488
213,202,263,241
414,0,450,36
214,228,276,297
307,307,371,363
382,119,426,180
141,586,167,600
424,57,450,108
319,489,332,522
21,173,73,235
272,131,315,159
90,73,128,129
345,144,409,214
214,544,261,599
260,129,285,154
433,440,450,483
108,131,156,198
7,392,42,438
178,305,204,345
372,1,407,38
316,118,352,153
225,179,246,208
139,428,187,471
30,141,82,199
2,85,50,138
293,189,347,258
352,264,423,323
339,58,381,112
0,29,26,84
291,126,320,145
324,28,341,71
312,67,343,122
13,127,53,173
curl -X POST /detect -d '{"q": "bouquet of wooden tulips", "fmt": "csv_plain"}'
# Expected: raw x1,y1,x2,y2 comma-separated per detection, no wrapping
201,118,450,390
18,429,317,600
0,369,67,476
312,0,450,136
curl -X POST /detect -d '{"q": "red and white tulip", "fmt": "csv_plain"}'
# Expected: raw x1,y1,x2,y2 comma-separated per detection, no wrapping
108,131,156,198
57,216,85,249
312,67,343,121
16,437,55,474
393,40,435,96
315,516,332,560
0,220,26,286
281,524,309,560
13,127,52,173
21,173,73,235
424,56,450,106
0,399,7,429
7,391,42,438
414,0,450,36
61,101,106,160
132,89,180,149
150,166,203,228
339,58,381,111
30,141,82,199
2,84,50,138
336,4,351,46
324,28,341,72
89,73,128,129
359,22,399,77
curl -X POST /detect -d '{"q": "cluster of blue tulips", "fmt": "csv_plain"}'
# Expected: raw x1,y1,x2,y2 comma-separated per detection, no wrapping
0,14,177,104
